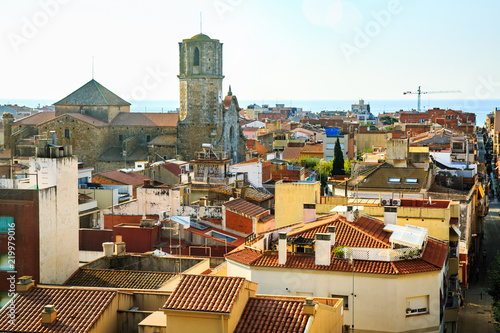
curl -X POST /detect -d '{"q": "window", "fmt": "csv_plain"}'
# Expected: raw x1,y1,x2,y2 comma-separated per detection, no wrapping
0,216,13,233
193,47,200,66
146,135,151,142
405,178,418,184
388,178,401,184
65,129,70,138
326,144,335,150
332,294,349,309
406,296,429,316
0,254,11,271
119,135,123,142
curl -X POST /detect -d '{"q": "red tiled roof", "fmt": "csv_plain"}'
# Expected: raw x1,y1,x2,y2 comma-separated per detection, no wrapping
421,238,448,268
234,298,310,333
282,146,303,161
287,215,391,248
64,268,176,289
14,111,55,125
301,142,323,154
163,275,245,313
109,112,178,127
94,170,155,186
224,198,268,217
0,286,116,333
226,247,263,265
162,162,182,177
245,189,273,202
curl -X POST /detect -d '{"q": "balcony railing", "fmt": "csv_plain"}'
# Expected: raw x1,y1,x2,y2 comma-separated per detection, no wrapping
342,246,422,262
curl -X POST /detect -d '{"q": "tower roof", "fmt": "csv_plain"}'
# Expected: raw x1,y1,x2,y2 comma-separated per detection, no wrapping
54,79,131,106
190,33,211,40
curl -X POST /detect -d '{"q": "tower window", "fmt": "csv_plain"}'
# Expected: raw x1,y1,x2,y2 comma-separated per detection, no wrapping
194,47,200,66
119,135,123,142
65,129,70,139
146,135,151,142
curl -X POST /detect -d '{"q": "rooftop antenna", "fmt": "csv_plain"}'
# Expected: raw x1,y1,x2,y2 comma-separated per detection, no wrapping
92,56,94,80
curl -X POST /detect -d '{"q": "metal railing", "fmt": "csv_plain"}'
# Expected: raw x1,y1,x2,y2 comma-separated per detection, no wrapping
342,246,422,262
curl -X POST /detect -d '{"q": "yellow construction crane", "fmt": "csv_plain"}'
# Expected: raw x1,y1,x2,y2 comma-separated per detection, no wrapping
403,86,461,112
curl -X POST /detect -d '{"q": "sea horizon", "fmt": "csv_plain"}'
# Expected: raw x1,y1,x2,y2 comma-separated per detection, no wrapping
1,98,498,127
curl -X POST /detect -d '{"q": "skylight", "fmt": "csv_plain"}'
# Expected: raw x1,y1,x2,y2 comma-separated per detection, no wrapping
388,178,401,183
405,178,418,184
383,224,428,249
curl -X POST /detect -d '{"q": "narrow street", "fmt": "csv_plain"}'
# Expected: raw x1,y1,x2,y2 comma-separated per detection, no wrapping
458,133,497,332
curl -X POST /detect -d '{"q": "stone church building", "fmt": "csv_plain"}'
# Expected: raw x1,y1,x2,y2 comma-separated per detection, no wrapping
2,33,246,172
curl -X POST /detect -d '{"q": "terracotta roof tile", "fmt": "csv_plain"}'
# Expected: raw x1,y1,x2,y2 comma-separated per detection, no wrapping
163,275,245,313
64,268,176,289
14,111,55,125
234,298,310,333
60,113,108,127
421,238,448,268
109,112,178,127
287,215,391,248
245,190,273,202
224,198,268,217
226,247,263,265
301,142,323,154
148,134,177,146
94,170,155,186
0,286,116,332
259,214,274,223
162,162,182,177
282,146,303,161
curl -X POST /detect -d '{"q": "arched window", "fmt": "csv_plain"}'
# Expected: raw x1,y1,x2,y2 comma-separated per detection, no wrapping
194,47,200,66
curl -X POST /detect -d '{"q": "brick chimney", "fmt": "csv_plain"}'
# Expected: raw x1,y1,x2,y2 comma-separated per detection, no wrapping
42,305,57,325
16,276,35,293
278,232,287,265
315,233,331,266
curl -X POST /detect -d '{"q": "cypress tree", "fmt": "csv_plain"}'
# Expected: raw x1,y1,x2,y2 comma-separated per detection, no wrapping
332,137,345,176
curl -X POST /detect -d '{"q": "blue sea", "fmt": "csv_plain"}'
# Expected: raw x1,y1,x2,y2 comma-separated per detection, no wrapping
1,98,498,127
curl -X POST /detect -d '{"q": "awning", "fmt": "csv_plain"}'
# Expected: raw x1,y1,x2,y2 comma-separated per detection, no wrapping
478,184,485,198
451,225,461,237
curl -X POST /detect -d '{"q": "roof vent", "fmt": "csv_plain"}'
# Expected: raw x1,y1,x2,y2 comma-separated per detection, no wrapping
42,305,57,325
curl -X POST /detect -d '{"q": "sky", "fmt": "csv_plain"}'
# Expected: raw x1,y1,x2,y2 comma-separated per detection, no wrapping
1,0,500,105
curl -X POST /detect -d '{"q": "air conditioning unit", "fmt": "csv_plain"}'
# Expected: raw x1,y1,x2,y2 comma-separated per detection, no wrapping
392,199,401,206
381,199,392,206
185,188,191,194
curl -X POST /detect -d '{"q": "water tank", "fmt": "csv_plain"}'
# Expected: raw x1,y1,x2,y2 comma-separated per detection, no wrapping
102,242,114,257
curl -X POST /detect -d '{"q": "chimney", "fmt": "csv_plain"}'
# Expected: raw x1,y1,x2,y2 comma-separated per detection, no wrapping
315,233,331,266
383,206,397,225
346,206,354,222
16,276,35,293
278,232,287,265
42,305,57,325
303,203,316,223
115,242,126,256
327,225,336,246
302,298,316,316
102,242,114,257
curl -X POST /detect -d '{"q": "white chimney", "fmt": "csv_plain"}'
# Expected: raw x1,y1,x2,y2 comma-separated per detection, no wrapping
315,233,331,266
103,242,114,257
383,206,397,225
346,206,354,222
278,232,287,265
327,225,336,246
303,203,316,223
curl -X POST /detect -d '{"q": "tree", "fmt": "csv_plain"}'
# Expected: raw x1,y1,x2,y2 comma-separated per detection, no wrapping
332,137,345,176
344,159,352,176
315,160,333,188
488,252,500,328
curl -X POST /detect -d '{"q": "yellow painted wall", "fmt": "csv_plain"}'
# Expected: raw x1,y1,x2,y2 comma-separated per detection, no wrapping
308,302,344,333
356,132,392,152
90,292,134,333
275,181,321,227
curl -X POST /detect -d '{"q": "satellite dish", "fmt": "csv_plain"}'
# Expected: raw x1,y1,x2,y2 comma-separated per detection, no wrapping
35,163,41,171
